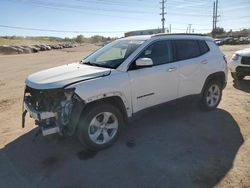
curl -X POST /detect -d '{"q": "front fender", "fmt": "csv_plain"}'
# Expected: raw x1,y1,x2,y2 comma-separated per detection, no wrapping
79,92,132,118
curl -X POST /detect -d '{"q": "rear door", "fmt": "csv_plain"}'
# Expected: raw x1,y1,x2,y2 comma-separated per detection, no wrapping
173,39,206,97
128,40,179,113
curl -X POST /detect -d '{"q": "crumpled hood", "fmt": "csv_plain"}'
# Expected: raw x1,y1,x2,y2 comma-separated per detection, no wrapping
236,48,250,57
26,63,111,89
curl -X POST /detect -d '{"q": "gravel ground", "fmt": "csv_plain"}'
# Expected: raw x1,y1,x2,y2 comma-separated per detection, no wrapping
0,44,249,188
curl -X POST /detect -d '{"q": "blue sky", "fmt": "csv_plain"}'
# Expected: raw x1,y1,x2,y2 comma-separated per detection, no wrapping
0,0,249,37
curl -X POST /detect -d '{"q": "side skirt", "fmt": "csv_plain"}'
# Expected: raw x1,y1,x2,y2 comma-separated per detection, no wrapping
128,94,202,123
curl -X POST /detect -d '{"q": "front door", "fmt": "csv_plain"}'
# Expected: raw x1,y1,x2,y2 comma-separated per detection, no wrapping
128,40,179,113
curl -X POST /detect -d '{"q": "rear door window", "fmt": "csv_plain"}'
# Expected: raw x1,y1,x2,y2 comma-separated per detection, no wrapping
174,40,200,61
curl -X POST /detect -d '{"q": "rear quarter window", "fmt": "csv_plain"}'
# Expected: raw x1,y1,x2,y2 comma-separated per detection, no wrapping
198,40,210,55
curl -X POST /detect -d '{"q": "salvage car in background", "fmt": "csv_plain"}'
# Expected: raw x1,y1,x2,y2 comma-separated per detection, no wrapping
229,47,250,80
214,38,223,46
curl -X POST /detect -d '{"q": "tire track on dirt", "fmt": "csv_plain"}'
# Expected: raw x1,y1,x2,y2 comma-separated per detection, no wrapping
0,98,18,112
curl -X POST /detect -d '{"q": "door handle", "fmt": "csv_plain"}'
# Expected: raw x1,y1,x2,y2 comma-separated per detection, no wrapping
167,67,177,72
201,60,208,64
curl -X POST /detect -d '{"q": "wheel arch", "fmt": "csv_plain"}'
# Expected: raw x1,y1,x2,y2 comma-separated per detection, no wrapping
201,71,226,95
82,94,130,124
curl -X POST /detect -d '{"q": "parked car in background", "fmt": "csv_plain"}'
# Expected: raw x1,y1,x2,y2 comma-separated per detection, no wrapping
229,47,250,80
214,38,223,46
23,34,228,150
223,37,233,45
222,37,250,45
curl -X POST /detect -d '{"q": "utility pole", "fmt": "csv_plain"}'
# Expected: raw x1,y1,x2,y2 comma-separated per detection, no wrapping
169,24,171,33
160,0,166,33
188,24,192,33
215,0,218,29
212,1,215,30
212,0,219,37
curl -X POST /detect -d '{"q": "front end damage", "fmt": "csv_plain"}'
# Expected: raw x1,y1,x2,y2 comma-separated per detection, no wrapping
22,86,85,136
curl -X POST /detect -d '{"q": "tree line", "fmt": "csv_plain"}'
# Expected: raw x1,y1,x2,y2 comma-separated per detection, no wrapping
0,35,117,44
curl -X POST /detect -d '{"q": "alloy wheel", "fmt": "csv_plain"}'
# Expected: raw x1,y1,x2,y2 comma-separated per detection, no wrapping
88,112,118,145
206,84,221,107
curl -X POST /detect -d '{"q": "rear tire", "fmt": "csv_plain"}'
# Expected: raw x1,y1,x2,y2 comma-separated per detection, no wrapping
231,72,244,80
77,103,124,150
199,80,222,111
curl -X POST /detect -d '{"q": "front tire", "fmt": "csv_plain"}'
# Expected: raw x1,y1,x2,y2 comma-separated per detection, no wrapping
77,103,124,150
231,72,244,80
200,80,222,111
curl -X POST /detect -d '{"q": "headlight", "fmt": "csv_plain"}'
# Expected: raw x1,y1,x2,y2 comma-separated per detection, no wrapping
64,88,75,100
232,54,240,61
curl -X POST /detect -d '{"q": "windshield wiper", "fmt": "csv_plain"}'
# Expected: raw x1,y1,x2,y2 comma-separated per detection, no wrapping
80,60,91,64
81,61,96,66
81,61,112,69
90,62,111,68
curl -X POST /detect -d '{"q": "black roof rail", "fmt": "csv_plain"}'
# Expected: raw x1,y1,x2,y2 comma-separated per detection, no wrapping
152,33,207,37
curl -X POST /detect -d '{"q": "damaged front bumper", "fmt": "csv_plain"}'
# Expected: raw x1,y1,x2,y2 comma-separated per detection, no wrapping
22,86,85,136
23,98,57,121
22,97,60,136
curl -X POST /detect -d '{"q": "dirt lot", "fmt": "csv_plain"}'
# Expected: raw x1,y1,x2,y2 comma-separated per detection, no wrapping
0,44,249,188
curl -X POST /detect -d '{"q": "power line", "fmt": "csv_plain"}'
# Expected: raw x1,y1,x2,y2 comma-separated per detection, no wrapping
0,25,126,34
172,27,211,31
0,24,221,35
5,0,153,21
220,16,250,21
0,24,214,34
6,0,212,17
7,0,155,14
74,0,158,8
3,0,248,35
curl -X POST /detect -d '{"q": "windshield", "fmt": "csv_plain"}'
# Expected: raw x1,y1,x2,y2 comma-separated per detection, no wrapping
81,39,145,69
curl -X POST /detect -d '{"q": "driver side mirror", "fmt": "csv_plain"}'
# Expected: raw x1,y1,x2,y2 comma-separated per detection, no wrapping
135,58,153,67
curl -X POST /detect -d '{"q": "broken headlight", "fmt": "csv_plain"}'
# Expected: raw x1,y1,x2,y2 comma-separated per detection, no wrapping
60,88,75,125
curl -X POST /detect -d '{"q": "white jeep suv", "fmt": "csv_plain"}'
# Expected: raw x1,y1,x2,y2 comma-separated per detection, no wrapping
23,34,228,150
